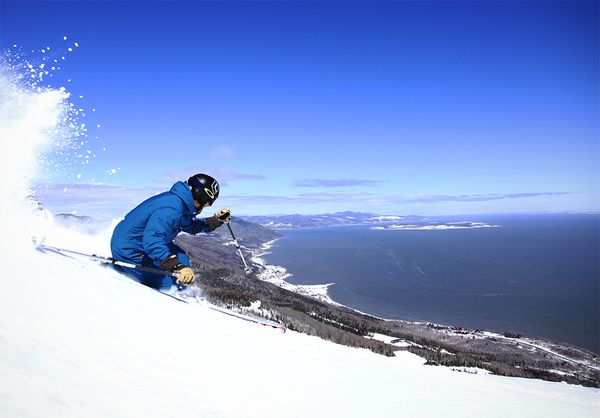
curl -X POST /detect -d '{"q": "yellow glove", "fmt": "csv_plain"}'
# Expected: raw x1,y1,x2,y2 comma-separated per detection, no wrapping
216,208,232,223
174,266,195,285
160,255,195,285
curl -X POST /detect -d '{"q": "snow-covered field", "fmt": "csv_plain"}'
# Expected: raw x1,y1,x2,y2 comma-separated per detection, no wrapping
1,51,599,418
371,222,499,231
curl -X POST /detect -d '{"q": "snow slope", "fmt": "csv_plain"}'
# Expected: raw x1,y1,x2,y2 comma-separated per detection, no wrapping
1,51,598,418
1,237,599,418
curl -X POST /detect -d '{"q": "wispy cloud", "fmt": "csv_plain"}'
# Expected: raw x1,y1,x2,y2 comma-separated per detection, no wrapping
294,178,382,188
33,183,164,219
211,167,266,184
152,167,265,186
152,170,196,185
220,191,573,208
388,192,573,204
222,192,385,206
208,146,235,161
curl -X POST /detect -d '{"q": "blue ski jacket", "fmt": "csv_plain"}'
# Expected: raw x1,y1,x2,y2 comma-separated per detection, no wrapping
111,181,213,264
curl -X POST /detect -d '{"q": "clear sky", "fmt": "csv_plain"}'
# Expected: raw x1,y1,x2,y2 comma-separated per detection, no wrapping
2,0,598,216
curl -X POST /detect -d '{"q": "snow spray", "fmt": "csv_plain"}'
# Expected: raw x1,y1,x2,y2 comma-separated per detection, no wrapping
0,42,111,258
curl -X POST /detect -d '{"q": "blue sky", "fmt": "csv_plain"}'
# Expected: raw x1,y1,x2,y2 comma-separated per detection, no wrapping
2,1,598,217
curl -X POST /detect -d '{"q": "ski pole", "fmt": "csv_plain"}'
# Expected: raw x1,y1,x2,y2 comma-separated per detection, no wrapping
225,221,251,273
35,243,178,277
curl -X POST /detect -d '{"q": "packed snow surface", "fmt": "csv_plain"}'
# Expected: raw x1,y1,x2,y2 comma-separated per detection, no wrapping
2,242,599,418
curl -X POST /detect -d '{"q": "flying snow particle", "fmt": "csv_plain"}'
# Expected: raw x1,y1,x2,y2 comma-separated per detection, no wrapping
63,36,68,40
75,43,79,47
77,174,82,179
97,124,101,128
68,48,73,52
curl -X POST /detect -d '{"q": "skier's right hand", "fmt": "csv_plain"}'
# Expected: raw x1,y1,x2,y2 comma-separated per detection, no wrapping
174,265,195,286
161,255,195,285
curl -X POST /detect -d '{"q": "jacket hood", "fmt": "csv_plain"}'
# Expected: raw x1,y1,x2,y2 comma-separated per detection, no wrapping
170,181,197,214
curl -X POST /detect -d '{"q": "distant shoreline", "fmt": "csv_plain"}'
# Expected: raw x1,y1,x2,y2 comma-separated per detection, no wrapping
250,237,426,322
250,238,343,307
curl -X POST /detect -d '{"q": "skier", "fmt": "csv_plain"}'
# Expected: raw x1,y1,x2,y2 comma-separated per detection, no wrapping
110,173,231,290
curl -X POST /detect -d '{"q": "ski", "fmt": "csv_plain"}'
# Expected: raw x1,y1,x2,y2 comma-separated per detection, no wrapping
206,304,287,332
34,239,286,332
33,238,177,277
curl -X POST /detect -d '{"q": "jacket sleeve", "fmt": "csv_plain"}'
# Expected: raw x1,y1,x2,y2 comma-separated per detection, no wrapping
180,218,213,235
143,206,181,261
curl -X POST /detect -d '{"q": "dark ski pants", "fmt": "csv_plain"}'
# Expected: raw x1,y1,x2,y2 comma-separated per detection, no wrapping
114,243,190,291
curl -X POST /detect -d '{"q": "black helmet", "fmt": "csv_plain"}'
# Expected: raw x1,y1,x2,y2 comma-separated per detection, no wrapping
188,173,220,206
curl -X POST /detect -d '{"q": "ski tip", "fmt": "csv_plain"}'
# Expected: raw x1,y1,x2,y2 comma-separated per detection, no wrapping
31,236,46,248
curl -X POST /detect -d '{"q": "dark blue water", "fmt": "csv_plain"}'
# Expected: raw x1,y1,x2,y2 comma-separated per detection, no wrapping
263,214,600,353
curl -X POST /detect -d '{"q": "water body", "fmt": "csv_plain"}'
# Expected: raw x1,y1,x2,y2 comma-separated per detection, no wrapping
263,214,600,353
